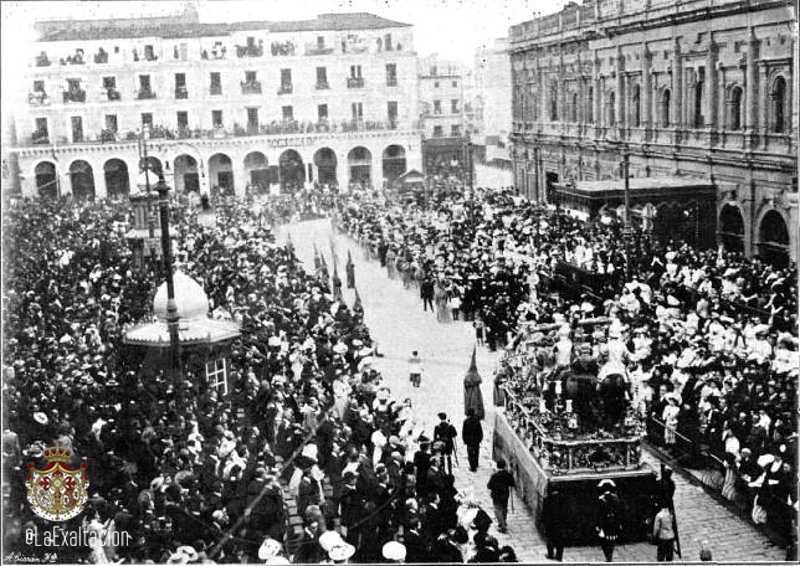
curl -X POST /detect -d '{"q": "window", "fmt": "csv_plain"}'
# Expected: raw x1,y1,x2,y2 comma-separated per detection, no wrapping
772,76,786,133
727,86,742,131
318,104,328,120
434,81,439,88
105,114,117,132
71,116,83,142
607,90,616,125
569,92,578,122
386,63,397,86
141,113,153,127
67,78,81,91
139,75,151,92
452,80,458,88
692,81,704,128
210,72,222,94
587,86,594,123
282,105,293,121
143,44,155,61
351,102,363,121
350,65,362,79
280,68,292,87
175,72,187,98
434,100,442,114
206,358,228,395
245,70,257,83
246,108,258,132
316,66,328,88
661,88,672,127
451,124,461,136
35,117,48,133
430,65,437,76
433,125,443,137
102,76,116,89
451,99,459,114
33,80,45,92
631,84,641,127
549,82,558,121
384,33,392,51
387,101,398,122
212,110,223,127
177,111,188,129
317,36,325,49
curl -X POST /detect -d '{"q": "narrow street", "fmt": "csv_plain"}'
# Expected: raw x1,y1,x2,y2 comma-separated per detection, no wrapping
282,218,786,563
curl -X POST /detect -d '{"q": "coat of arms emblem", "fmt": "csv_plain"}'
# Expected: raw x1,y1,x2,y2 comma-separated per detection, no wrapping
26,443,89,521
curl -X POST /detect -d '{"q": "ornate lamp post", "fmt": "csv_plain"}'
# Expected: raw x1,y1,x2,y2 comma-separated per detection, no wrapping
155,175,183,379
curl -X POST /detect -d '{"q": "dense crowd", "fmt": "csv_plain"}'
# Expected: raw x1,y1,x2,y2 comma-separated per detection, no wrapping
336,187,798,542
2,193,520,564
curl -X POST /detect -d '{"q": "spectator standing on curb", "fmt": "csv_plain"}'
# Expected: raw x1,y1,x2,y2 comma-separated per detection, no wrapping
487,459,516,533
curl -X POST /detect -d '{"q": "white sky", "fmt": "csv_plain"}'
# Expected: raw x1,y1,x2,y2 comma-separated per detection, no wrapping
2,0,568,65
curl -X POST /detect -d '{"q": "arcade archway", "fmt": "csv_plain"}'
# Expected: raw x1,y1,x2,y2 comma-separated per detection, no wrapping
34,161,58,199
208,153,234,195
69,160,95,200
313,147,337,185
348,146,372,186
382,144,407,185
758,210,790,267
719,205,745,253
244,151,269,190
174,154,200,193
104,158,129,199
278,149,305,189
141,156,163,176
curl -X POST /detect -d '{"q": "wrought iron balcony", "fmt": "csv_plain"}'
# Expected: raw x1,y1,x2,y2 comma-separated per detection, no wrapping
28,92,49,106
63,89,86,103
347,77,365,89
210,85,222,95
277,84,293,95
106,88,121,101
315,81,330,90
136,89,156,100
241,81,262,94
175,87,188,99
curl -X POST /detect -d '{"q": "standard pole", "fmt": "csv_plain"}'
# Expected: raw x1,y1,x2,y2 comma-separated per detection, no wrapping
623,148,632,280
156,177,182,380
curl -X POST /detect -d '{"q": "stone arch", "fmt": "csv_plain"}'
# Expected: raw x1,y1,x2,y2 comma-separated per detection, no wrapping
208,153,234,195
244,151,269,190
141,155,163,175
103,158,130,199
313,147,338,185
348,146,372,186
34,160,58,199
69,159,95,200
718,203,745,253
757,208,790,267
278,149,305,189
382,144,406,185
174,154,200,193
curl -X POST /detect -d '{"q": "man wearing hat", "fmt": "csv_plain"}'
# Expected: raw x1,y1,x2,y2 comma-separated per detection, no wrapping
433,413,458,474
595,480,622,562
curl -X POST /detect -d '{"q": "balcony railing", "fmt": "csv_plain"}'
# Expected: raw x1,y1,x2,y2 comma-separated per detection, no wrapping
35,53,51,67
347,77,365,89
63,89,86,103
210,85,222,95
315,81,330,90
106,88,121,101
236,44,264,58
175,87,188,99
28,92,50,106
93,51,109,64
241,81,262,94
136,89,156,100
277,84,293,95
305,44,335,56
271,41,296,56
386,78,398,87
31,130,50,145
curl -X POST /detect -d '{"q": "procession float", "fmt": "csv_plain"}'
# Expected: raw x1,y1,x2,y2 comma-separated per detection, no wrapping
492,317,659,544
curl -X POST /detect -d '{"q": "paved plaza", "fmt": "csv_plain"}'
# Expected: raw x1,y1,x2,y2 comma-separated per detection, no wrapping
284,218,788,563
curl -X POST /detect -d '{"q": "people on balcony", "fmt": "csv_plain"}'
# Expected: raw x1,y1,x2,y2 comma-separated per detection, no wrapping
107,87,121,101
35,52,50,67
271,41,295,56
28,91,49,105
94,47,108,64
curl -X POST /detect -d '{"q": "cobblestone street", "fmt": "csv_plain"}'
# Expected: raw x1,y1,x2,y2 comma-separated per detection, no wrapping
283,218,788,563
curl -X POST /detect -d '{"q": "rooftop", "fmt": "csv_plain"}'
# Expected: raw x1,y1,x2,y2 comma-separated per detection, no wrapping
36,12,411,42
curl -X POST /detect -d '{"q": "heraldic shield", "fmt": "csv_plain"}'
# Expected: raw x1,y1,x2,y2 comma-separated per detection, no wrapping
26,443,89,521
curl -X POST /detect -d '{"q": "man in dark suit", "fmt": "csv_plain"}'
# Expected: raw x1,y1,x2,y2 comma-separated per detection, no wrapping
434,412,458,474
462,408,483,472
413,439,432,498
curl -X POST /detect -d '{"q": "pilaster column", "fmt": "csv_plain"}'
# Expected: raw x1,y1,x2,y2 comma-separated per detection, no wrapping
616,45,625,129
745,28,758,141
594,53,603,132
705,40,718,130
672,38,683,129
642,43,652,137
758,62,769,145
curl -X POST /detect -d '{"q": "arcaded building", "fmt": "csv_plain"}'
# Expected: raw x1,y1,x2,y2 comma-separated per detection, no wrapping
509,0,797,264
10,7,421,198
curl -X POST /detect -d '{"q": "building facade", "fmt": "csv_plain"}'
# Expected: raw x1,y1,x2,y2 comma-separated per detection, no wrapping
11,8,422,198
509,0,797,263
473,38,513,163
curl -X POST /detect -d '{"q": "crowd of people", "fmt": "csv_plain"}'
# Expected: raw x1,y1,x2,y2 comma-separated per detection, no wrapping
336,186,798,547
3,192,523,564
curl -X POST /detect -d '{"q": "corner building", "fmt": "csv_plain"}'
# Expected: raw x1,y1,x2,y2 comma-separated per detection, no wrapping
12,9,421,198
509,0,797,264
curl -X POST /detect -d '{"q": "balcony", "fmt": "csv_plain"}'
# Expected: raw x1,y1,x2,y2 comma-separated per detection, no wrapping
387,78,398,87
347,77,365,89
277,84,293,95
315,81,330,90
210,85,222,96
271,41,296,56
106,88,121,101
241,81,262,95
63,89,86,103
31,130,50,145
35,53,51,67
236,44,264,58
136,89,156,100
305,44,335,56
60,50,85,65
175,87,188,99
28,92,50,106
93,50,109,64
